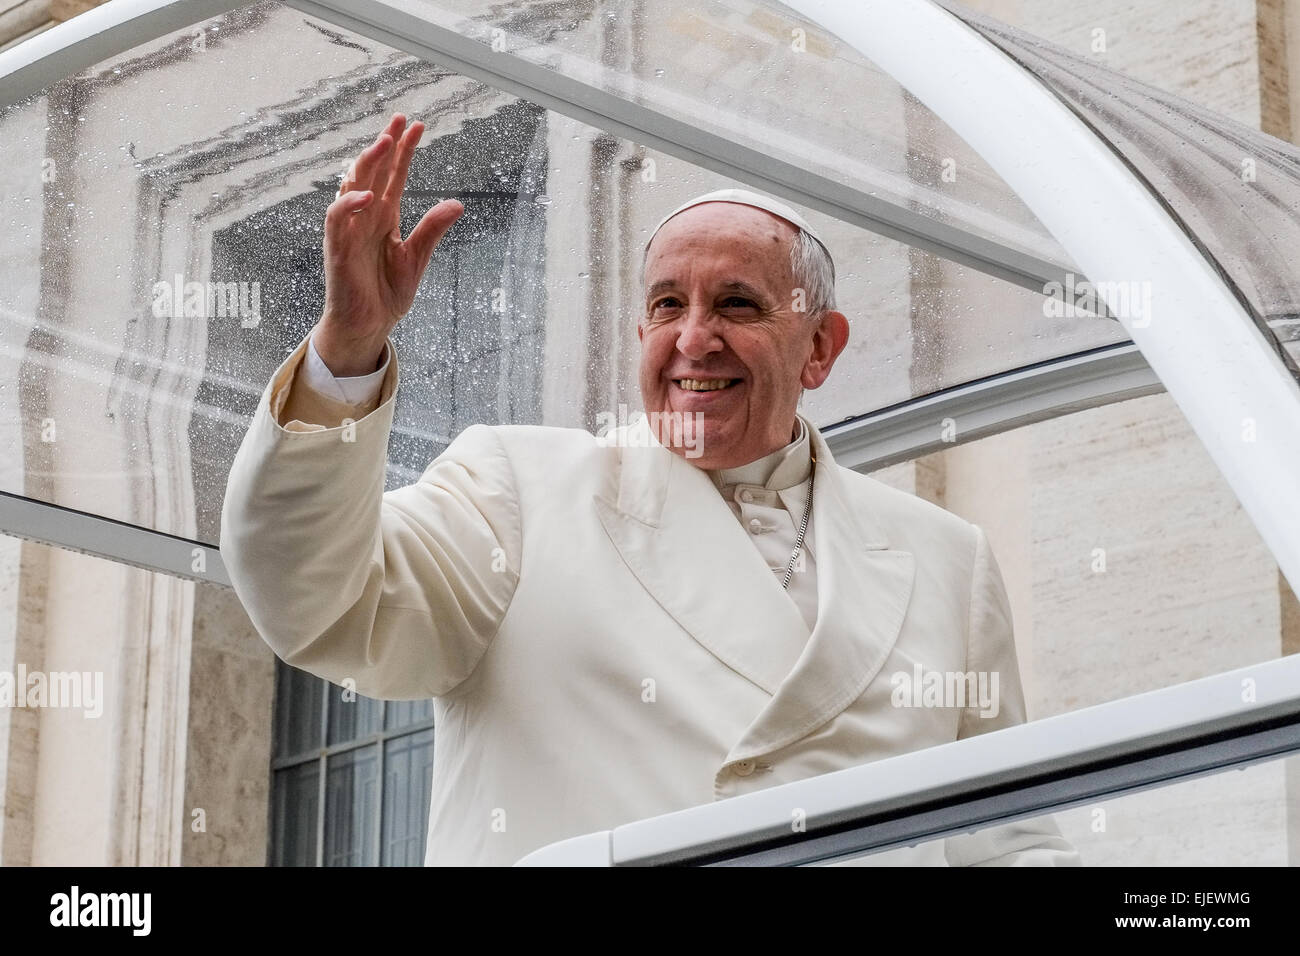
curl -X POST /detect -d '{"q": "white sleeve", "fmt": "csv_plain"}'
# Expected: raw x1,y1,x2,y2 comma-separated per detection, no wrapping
301,333,391,405
221,335,523,699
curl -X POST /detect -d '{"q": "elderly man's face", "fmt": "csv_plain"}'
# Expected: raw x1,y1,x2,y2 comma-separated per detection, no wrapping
638,202,849,469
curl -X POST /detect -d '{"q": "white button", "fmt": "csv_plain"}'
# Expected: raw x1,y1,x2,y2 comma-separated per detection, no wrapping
740,489,754,504
732,759,756,777
748,518,763,534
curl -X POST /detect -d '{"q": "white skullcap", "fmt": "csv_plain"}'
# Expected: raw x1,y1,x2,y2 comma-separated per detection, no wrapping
644,187,832,264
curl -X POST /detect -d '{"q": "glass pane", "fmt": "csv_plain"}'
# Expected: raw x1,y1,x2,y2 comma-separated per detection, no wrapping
382,728,435,865
802,259,1126,426
401,0,1078,271
945,0,1300,377
0,2,549,542
385,698,435,731
273,662,324,759
324,744,380,866
872,391,1291,724
0,0,1133,550
327,687,383,745
831,751,1300,866
271,761,320,867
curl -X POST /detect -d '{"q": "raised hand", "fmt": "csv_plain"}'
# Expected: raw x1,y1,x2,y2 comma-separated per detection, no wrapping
314,112,464,377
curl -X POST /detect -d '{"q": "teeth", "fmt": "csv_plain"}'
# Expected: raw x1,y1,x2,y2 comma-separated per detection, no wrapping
677,378,736,391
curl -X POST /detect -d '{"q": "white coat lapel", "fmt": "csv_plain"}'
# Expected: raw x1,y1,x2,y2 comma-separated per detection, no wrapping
721,418,916,766
593,415,812,696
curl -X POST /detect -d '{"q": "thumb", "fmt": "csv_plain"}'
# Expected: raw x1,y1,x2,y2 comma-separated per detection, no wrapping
406,199,464,274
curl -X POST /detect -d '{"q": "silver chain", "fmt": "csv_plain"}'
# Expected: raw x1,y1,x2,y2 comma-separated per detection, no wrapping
780,450,815,590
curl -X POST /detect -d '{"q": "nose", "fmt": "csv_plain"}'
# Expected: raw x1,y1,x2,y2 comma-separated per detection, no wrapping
674,304,724,361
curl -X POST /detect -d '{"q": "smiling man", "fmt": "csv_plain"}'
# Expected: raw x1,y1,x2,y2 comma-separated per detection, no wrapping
637,192,848,472
221,114,1078,866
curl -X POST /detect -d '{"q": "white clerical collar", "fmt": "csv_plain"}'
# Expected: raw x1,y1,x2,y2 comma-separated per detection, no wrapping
706,417,811,493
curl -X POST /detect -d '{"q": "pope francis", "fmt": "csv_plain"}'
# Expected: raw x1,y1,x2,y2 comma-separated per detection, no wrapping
220,114,1078,866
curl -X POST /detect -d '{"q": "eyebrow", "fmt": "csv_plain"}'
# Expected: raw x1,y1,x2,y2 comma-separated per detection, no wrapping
645,279,770,302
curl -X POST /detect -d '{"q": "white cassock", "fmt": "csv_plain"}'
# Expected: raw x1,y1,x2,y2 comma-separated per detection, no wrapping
220,329,1080,866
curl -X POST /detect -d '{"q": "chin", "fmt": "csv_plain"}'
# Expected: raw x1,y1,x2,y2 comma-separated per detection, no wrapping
681,417,739,466
646,409,711,462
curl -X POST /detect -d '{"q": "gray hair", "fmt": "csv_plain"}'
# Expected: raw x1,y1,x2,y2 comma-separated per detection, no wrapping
640,225,836,320
790,228,836,320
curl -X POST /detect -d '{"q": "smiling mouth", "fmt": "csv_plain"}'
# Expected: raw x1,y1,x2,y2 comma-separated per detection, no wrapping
674,378,742,392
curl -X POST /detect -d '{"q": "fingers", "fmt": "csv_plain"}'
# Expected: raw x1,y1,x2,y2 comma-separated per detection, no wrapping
406,199,464,274
348,113,406,197
325,189,375,234
381,120,425,206
340,138,387,197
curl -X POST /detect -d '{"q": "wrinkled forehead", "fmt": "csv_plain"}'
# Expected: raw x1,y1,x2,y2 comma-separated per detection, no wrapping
643,203,799,283
644,188,827,251
647,201,798,252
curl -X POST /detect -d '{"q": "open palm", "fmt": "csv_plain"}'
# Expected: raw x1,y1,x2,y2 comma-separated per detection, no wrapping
316,112,464,377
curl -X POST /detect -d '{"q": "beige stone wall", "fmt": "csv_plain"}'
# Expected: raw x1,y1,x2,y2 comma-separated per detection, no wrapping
181,580,275,866
1,541,189,865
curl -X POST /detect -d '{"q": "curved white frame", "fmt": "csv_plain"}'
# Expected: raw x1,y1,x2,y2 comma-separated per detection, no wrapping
786,0,1300,593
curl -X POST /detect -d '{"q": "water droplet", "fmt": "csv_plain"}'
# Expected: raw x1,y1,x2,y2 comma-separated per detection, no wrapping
534,194,551,206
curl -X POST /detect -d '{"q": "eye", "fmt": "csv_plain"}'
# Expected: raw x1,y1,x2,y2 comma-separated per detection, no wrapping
649,296,683,314
718,296,758,310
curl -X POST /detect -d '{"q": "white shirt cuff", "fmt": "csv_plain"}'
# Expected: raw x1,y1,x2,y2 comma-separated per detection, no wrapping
303,334,390,405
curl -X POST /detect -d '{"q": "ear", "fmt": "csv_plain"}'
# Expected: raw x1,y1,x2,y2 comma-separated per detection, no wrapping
800,310,850,390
